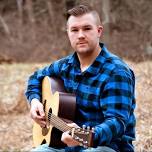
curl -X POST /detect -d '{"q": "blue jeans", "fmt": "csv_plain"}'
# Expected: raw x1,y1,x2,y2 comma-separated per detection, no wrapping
32,144,116,152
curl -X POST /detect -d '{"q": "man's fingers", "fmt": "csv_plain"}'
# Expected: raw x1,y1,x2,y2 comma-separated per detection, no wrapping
36,119,46,128
61,131,80,146
67,123,80,128
30,99,46,127
30,101,45,118
32,113,46,127
61,131,72,142
39,107,45,117
30,107,46,127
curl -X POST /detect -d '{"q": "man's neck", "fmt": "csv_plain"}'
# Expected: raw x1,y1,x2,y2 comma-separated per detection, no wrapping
77,45,101,72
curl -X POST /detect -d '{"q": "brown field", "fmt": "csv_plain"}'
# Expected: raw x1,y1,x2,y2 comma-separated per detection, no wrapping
0,61,152,152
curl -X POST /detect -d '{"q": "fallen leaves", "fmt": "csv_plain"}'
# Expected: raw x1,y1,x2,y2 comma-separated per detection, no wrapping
0,61,152,151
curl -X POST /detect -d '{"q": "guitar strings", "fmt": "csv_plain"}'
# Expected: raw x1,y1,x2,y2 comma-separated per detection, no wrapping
47,111,89,146
49,116,71,132
48,113,89,146
47,112,71,132
49,114,70,131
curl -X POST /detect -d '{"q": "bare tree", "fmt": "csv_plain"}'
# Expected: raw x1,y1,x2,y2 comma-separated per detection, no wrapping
16,0,24,42
25,0,36,42
0,14,14,43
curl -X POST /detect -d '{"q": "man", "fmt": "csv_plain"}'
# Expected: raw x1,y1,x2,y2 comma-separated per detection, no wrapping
25,5,136,152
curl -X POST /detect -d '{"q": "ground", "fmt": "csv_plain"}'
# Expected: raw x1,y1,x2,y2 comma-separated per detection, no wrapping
0,61,152,151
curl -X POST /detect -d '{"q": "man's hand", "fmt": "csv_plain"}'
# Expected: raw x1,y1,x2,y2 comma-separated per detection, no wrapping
30,98,46,128
61,123,80,147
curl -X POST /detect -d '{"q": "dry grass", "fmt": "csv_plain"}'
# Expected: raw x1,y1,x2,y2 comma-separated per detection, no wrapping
127,61,152,152
0,61,152,151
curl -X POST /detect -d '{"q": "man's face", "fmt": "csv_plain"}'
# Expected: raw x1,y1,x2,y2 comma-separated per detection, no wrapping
67,13,103,55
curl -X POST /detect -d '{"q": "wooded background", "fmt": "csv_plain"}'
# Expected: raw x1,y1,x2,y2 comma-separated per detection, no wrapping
0,1,152,151
0,0,152,63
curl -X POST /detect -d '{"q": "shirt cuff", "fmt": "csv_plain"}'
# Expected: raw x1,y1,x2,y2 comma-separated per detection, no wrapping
28,94,41,104
93,129,99,147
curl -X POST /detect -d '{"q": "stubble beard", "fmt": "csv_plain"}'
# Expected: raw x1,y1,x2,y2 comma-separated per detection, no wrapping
75,44,94,56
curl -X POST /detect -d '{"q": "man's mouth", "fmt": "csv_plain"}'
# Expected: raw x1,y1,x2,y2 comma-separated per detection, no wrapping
77,42,87,45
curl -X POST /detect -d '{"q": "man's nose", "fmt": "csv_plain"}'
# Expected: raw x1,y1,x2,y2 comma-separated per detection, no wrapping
78,30,85,38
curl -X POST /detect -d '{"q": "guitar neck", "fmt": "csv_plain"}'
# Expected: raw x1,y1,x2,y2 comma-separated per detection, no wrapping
48,112,71,132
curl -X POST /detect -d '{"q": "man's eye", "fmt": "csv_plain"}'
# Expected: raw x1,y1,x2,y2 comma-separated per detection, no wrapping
71,29,78,32
84,27,91,31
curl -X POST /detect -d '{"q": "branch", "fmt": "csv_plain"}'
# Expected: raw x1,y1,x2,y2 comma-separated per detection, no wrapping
16,0,24,41
0,15,11,36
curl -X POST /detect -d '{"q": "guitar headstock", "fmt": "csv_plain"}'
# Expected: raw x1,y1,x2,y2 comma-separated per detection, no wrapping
71,125,94,148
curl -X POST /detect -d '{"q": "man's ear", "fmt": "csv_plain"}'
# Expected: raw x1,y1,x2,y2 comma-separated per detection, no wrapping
98,25,103,37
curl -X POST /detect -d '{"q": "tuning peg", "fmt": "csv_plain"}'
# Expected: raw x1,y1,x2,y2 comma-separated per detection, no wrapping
91,127,95,132
82,125,86,130
79,138,83,142
87,126,90,131
83,141,88,144
83,141,88,148
74,136,79,140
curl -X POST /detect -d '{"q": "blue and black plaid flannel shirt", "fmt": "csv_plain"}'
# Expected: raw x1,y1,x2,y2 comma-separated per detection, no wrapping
25,43,136,152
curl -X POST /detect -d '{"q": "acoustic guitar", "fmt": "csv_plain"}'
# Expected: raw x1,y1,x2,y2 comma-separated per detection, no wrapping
33,76,94,148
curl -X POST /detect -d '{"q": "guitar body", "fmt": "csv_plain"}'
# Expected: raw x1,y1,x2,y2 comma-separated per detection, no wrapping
33,76,76,148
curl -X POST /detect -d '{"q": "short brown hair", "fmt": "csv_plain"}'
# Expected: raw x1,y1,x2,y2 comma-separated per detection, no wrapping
67,5,101,25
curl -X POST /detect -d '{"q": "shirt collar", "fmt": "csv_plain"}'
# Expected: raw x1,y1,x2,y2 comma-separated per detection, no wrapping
86,43,105,75
68,52,80,66
68,43,114,76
